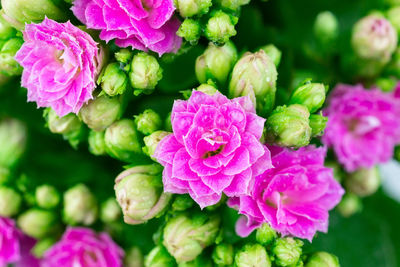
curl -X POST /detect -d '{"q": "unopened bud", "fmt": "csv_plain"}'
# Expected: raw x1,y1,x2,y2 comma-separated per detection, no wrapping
172,194,195,212
272,237,303,267
212,243,234,266
101,63,128,96
260,44,282,67
346,167,380,197
130,52,162,96
17,209,59,238
314,11,339,45
309,114,328,137
179,253,213,267
305,251,340,267
134,109,162,135
143,131,170,160
205,10,238,44
196,83,218,95
235,243,271,267
215,0,250,11
145,246,175,267
337,193,362,217
100,197,121,223
0,37,23,76
63,184,98,225
125,246,144,267
165,113,173,132
0,118,27,171
0,15,16,40
388,6,400,35
115,49,133,64
0,186,22,216
88,130,107,156
35,185,60,209
177,19,202,45
289,82,326,113
256,223,277,246
32,237,56,258
175,0,212,17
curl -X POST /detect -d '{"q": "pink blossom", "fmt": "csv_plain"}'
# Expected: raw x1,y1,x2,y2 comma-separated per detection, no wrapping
15,18,101,117
154,91,273,208
71,0,182,56
322,84,400,171
42,227,124,267
228,146,344,241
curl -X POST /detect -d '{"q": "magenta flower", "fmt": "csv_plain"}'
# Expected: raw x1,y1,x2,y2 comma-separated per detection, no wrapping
154,91,273,208
71,0,182,55
15,18,101,117
42,227,124,267
228,146,344,241
322,84,400,172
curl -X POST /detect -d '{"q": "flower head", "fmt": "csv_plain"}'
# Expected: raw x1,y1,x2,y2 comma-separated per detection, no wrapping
154,91,272,208
42,227,124,267
71,0,182,55
228,146,344,241
322,84,400,171
15,18,101,117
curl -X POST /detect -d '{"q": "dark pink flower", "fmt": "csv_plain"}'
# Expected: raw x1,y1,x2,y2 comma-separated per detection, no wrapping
71,0,182,55
154,91,273,208
228,146,344,241
15,18,101,117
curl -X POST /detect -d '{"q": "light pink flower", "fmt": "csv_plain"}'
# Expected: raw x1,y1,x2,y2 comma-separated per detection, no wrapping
15,18,101,117
71,0,182,55
322,84,400,172
42,227,124,267
228,146,344,241
154,91,273,208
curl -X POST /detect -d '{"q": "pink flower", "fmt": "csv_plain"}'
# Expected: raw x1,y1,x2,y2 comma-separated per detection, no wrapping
42,227,124,267
15,18,101,117
322,84,400,172
228,146,344,241
71,0,182,55
154,91,273,208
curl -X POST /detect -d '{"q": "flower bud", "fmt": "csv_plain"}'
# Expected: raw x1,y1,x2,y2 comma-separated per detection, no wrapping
134,109,162,136
163,213,221,263
229,50,277,116
196,83,218,95
130,52,162,95
17,208,59,238
0,186,22,216
205,10,238,44
260,44,282,67
388,6,400,35
309,114,328,137
145,246,175,267
115,49,133,64
235,244,271,267
88,130,107,156
35,185,60,209
80,95,122,132
305,252,340,267
337,193,362,217
272,237,303,267
0,15,16,40
212,243,234,266
345,167,380,197
125,246,144,267
63,184,98,225
1,0,67,29
352,15,397,62
105,119,142,162
175,0,212,17
0,37,23,76
215,0,250,11
289,82,326,113
0,118,27,171
265,104,311,148
172,194,195,212
100,63,128,96
177,19,202,45
196,41,238,85
143,131,170,160
179,253,213,267
32,237,56,258
256,223,277,246
313,11,339,45
100,197,121,223
45,108,81,134
165,113,173,132
115,164,171,224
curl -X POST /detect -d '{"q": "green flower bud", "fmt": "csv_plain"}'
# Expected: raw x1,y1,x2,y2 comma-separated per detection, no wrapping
196,83,218,95
337,193,362,217
212,243,234,266
63,184,98,225
305,252,340,267
229,50,277,116
265,104,311,148
235,243,272,267
177,19,201,45
100,197,121,223
345,167,380,197
0,37,23,76
272,237,303,267
172,194,195,212
35,185,60,209
105,119,142,162
352,15,397,63
32,237,56,258
313,11,339,44
260,44,282,67
115,49,133,64
165,113,173,132
145,246,176,267
143,130,170,159
45,108,81,135
256,223,277,246
1,0,67,29
125,246,144,267
115,164,171,224
175,0,212,17
205,10,238,44
215,0,250,11
88,130,107,156
289,82,326,113
163,213,221,263
388,6,400,36
179,253,213,267
0,186,22,216
0,118,27,171
196,41,238,85
17,209,59,238
80,95,122,132
375,77,397,92
134,109,162,135
130,52,162,96
0,15,16,40
100,63,128,96
309,114,328,137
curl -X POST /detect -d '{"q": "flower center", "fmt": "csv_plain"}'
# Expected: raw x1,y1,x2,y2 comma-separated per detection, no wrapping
202,145,225,158
346,116,381,135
